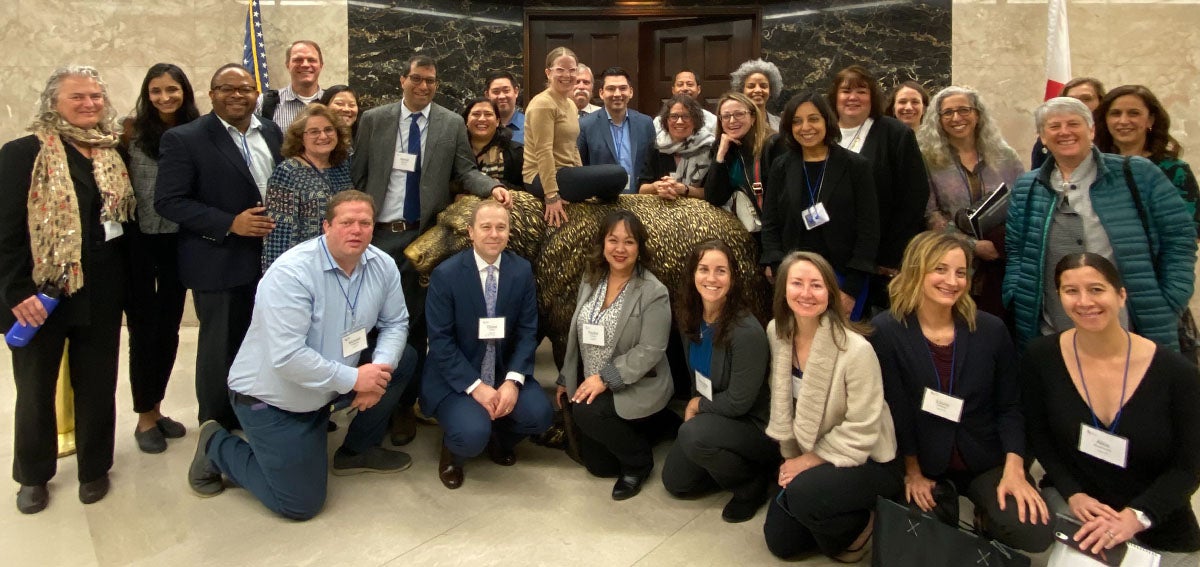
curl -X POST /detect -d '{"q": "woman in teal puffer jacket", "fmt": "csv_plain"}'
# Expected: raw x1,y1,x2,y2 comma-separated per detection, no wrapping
1003,97,1196,351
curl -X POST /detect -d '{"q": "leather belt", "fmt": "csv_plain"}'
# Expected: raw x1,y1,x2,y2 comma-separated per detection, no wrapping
375,220,420,232
232,391,265,406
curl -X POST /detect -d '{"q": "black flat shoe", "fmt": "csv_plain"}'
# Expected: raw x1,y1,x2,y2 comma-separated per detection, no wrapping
16,484,48,514
79,475,110,505
135,426,167,454
721,493,766,523
611,472,648,501
156,416,187,439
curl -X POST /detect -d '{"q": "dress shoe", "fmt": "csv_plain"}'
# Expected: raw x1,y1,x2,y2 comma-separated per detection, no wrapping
438,446,464,490
486,434,517,466
331,447,412,476
16,484,48,514
390,405,417,446
155,416,187,439
611,471,649,501
135,425,168,454
188,420,225,497
79,474,110,504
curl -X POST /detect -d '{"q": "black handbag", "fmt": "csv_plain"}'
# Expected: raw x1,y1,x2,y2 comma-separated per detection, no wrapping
873,496,1031,567
1121,157,1199,363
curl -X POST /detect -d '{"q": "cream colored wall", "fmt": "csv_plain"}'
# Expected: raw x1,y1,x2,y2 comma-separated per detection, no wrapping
954,0,1200,168
0,0,348,144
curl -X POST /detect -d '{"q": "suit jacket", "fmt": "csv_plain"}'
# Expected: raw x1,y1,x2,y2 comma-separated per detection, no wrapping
761,143,879,296
559,270,673,419
577,108,656,191
420,249,539,415
685,312,772,430
351,101,496,228
154,113,283,291
859,116,929,268
869,311,1024,477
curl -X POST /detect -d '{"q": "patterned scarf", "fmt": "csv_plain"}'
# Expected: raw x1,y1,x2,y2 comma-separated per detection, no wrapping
28,125,134,294
654,128,715,187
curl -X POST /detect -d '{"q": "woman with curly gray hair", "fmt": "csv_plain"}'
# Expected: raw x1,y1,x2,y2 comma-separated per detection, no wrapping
918,86,1024,317
731,58,783,131
0,65,135,513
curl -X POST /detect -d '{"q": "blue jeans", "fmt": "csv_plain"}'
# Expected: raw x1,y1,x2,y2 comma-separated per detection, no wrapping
207,345,417,520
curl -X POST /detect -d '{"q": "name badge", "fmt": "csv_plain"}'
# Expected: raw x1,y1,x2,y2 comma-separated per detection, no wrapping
802,202,830,230
1078,424,1129,468
791,375,803,400
582,323,605,346
695,370,713,400
393,151,418,172
921,387,964,423
102,220,124,242
479,317,505,340
341,327,368,358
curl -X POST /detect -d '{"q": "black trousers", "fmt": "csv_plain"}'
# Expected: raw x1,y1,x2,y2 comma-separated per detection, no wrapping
10,295,122,486
662,413,778,500
570,391,680,477
192,284,255,430
525,164,627,202
371,227,426,408
934,465,1055,552
763,459,902,559
123,228,186,413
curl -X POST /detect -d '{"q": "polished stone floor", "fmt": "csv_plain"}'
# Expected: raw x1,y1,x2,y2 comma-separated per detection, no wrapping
2,326,1197,566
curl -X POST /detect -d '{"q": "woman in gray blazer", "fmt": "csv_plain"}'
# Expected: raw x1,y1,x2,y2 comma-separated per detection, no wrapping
662,240,775,523
558,210,677,501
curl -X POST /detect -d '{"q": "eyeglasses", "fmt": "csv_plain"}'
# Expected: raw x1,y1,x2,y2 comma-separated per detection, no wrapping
213,85,256,96
405,75,438,87
550,67,578,76
304,126,337,137
939,107,977,119
668,114,692,123
719,110,751,123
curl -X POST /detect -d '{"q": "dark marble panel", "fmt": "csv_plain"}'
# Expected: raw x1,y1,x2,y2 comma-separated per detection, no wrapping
348,1,951,116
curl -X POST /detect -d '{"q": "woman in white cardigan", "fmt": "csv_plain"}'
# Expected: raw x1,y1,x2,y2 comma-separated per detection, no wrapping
762,251,902,562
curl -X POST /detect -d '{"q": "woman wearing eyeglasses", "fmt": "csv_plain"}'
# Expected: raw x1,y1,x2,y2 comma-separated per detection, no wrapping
523,47,627,227
704,92,781,244
261,103,353,270
638,94,713,201
917,86,1024,319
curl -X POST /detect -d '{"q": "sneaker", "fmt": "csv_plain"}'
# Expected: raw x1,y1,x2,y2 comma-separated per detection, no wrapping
188,420,225,497
331,447,412,476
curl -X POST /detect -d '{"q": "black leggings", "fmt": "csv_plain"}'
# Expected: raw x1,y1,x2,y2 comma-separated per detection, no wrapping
525,164,627,202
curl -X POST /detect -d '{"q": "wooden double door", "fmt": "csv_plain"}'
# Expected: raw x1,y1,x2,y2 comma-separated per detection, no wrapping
525,9,760,114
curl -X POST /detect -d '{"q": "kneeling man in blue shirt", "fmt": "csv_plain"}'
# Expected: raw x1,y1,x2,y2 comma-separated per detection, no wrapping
188,190,417,520
421,199,553,489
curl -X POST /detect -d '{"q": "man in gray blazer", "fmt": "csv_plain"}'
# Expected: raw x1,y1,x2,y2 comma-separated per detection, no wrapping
352,54,512,445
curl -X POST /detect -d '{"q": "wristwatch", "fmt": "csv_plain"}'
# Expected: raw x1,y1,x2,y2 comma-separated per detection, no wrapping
1130,508,1153,530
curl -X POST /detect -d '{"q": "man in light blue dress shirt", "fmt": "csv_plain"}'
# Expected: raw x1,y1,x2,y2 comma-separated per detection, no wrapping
187,191,417,520
577,67,655,193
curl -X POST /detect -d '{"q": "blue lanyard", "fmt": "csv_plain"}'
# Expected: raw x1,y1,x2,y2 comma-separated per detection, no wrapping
235,130,254,168
802,158,828,206
924,336,957,394
319,237,364,320
608,120,627,161
1073,330,1131,433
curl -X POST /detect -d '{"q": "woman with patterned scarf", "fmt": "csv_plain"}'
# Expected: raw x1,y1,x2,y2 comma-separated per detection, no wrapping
0,66,135,514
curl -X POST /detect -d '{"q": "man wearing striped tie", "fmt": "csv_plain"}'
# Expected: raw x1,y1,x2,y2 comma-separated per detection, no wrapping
418,199,552,489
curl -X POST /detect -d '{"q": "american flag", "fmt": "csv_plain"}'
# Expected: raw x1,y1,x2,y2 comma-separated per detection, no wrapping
242,0,270,91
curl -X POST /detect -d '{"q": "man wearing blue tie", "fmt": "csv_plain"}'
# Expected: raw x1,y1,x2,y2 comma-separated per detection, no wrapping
420,199,552,489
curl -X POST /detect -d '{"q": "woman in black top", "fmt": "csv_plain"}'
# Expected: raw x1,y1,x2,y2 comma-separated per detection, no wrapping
871,231,1051,552
462,98,524,191
661,240,775,523
761,92,878,321
1023,253,1200,561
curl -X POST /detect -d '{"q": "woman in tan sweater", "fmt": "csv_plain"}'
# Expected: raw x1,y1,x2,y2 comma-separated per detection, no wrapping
761,251,901,562
523,47,626,227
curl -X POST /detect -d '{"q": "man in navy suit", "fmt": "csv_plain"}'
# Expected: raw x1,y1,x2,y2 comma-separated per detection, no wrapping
578,66,656,193
156,64,283,430
420,199,552,489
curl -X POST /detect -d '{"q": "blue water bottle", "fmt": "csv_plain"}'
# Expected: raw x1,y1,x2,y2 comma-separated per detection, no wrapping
5,281,63,347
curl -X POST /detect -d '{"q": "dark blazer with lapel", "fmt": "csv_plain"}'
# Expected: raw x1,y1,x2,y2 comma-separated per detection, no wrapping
869,310,1025,476
351,101,496,228
761,143,879,293
154,112,282,291
577,108,656,186
420,249,539,415
858,116,929,268
684,312,772,429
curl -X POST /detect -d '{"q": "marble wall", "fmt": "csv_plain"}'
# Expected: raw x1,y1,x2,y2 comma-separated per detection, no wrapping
348,0,952,116
954,0,1200,168
0,0,349,144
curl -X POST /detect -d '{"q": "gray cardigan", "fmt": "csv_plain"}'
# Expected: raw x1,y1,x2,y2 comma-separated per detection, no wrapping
687,312,771,429
559,270,673,420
